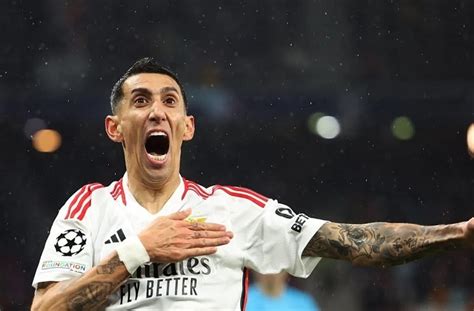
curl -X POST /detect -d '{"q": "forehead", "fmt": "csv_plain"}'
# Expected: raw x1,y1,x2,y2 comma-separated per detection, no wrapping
122,73,182,97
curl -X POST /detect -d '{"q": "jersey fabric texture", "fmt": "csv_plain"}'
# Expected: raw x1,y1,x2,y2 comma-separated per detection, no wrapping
246,284,320,311
32,173,327,310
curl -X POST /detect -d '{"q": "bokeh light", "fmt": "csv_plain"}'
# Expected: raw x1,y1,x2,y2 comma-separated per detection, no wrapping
32,129,62,153
467,123,474,157
316,116,341,139
391,116,415,140
307,112,325,135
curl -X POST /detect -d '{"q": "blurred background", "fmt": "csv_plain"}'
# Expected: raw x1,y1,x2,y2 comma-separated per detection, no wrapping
1,0,474,310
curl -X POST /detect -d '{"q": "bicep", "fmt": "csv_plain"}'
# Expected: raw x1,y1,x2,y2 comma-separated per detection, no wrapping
242,201,325,275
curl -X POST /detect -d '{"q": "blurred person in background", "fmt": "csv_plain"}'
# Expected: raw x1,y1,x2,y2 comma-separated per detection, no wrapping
247,271,320,311
30,58,474,310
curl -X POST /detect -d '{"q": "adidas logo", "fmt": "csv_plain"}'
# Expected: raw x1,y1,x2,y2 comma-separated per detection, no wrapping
104,229,126,244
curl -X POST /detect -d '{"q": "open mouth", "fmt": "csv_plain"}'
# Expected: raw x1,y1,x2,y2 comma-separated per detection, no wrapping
145,131,169,161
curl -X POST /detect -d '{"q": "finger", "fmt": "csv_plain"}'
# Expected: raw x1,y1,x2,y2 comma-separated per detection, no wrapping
167,209,192,220
182,247,218,257
192,230,234,239
187,222,227,231
189,236,231,248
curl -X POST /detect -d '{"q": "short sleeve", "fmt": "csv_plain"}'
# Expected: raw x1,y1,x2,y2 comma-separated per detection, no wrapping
242,200,327,278
32,197,94,289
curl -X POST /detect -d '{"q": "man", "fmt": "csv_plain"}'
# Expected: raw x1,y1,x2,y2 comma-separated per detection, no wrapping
247,271,320,311
31,58,474,310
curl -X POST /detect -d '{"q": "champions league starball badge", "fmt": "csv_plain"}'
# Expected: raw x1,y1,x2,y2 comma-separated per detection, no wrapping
54,229,87,256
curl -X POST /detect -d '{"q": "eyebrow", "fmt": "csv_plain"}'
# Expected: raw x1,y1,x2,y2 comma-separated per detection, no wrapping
130,87,152,97
130,86,180,96
159,86,180,96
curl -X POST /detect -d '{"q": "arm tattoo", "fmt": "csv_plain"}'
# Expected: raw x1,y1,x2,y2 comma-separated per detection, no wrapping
66,255,124,310
303,222,463,266
97,254,122,274
67,281,112,311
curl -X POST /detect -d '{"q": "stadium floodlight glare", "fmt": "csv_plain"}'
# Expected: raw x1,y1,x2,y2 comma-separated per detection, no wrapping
316,115,341,139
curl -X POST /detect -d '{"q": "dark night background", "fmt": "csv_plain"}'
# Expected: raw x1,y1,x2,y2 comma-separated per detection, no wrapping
1,1,473,309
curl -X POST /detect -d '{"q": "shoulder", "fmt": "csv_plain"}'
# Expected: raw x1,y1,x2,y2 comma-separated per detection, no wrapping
62,182,104,221
61,178,126,222
182,178,270,208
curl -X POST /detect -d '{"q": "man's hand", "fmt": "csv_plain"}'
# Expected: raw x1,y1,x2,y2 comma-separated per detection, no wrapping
139,209,233,262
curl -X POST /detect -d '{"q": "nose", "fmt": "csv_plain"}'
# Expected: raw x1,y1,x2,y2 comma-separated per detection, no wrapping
148,102,167,123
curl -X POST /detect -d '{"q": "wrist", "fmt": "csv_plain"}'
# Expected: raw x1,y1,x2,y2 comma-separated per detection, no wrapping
116,235,150,274
434,223,466,249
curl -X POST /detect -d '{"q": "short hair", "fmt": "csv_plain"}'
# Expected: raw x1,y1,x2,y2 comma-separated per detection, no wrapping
110,57,187,114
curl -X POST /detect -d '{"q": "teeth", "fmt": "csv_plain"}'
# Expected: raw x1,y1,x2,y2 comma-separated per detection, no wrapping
149,153,166,161
149,131,167,137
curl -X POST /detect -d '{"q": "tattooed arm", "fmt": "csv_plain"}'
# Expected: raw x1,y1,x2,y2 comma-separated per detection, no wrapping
302,218,474,267
31,209,233,310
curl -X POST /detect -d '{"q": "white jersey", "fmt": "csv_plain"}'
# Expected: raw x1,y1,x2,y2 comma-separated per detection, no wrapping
33,173,327,310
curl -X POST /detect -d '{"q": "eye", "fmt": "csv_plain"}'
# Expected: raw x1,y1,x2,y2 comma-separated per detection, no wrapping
164,96,177,105
134,97,148,106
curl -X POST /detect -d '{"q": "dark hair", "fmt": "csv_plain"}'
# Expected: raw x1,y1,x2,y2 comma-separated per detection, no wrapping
110,57,187,114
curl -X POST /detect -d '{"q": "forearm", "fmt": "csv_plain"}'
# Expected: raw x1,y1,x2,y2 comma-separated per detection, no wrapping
302,221,465,267
32,253,129,311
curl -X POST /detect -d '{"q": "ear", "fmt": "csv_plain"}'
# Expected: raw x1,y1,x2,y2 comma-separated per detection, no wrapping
183,115,195,141
105,115,123,143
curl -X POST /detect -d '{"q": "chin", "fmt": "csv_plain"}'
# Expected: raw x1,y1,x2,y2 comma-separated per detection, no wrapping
144,166,175,184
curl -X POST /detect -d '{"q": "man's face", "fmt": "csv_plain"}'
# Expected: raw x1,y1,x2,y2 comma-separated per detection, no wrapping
106,73,194,185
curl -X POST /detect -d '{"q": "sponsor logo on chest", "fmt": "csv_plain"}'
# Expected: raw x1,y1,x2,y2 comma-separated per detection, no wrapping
118,256,213,305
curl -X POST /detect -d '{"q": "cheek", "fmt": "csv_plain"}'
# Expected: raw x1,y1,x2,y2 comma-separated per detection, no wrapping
179,119,187,132
122,121,143,145
171,115,187,131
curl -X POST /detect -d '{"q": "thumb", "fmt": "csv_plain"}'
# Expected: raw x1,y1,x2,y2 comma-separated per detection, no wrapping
167,208,192,220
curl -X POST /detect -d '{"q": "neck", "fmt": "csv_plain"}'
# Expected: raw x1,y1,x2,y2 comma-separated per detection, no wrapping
127,172,180,214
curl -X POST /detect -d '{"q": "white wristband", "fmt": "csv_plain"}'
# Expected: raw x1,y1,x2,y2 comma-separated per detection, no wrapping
116,235,150,274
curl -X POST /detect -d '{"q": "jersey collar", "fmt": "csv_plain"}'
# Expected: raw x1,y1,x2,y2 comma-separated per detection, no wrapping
121,172,186,217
